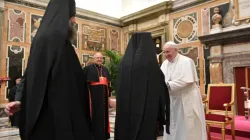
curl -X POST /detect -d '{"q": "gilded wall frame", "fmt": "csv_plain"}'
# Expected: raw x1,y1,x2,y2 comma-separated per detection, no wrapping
234,0,250,21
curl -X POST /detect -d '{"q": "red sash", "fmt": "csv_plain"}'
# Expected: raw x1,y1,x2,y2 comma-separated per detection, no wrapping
88,77,111,133
90,77,108,86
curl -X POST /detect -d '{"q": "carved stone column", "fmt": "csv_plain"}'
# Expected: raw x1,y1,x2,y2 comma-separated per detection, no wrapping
208,45,223,84
0,0,5,73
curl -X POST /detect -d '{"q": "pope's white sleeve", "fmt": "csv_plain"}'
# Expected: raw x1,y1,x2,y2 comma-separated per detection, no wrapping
167,58,196,93
167,80,190,93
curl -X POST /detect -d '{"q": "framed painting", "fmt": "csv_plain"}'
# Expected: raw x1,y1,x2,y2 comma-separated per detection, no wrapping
234,0,250,21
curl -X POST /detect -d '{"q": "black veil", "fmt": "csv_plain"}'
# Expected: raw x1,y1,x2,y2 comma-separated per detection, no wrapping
20,0,91,139
115,32,170,140
30,0,75,51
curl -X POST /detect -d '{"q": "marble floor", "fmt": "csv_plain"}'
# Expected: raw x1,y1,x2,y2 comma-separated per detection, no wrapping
0,108,163,140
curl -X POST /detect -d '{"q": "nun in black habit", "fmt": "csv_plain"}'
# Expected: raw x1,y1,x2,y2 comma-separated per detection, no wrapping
114,32,170,140
19,0,91,139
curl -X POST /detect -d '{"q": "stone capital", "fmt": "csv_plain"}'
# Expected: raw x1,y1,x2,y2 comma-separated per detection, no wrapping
208,55,223,63
210,45,222,56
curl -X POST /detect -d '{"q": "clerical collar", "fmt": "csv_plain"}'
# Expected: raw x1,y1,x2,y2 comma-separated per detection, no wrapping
95,64,102,68
169,53,180,63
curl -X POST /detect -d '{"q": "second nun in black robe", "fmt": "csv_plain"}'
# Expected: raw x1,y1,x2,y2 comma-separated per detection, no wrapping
115,32,170,140
19,0,91,139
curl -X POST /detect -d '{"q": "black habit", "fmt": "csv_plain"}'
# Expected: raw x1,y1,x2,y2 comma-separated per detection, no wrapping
114,32,170,140
83,64,111,140
19,0,91,139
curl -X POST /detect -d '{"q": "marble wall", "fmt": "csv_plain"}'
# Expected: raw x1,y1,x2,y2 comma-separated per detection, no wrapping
0,2,122,105
201,0,250,85
179,46,200,78
120,0,233,94
223,43,250,83
198,0,250,114
170,9,202,87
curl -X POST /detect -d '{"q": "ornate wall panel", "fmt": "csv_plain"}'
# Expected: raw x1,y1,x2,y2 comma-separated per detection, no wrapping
173,13,198,44
82,54,93,67
110,29,119,51
178,47,200,79
201,8,210,35
222,2,233,28
82,24,107,51
8,9,26,42
0,3,121,105
30,14,42,42
6,45,25,97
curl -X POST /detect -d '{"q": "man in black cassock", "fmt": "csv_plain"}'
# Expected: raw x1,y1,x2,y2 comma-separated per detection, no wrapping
7,76,21,127
5,72,25,126
14,0,91,139
114,32,170,140
5,70,25,116
83,52,111,140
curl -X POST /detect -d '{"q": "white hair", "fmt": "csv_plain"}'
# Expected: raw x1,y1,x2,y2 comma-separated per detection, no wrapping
93,52,103,58
163,41,178,49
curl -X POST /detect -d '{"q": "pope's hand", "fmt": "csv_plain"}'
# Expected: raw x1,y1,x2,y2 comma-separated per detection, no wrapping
5,101,21,116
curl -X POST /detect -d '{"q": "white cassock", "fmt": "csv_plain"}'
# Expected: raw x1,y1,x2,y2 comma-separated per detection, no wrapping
161,53,207,140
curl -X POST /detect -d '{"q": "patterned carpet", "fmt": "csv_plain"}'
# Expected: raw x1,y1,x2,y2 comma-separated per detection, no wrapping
0,108,163,140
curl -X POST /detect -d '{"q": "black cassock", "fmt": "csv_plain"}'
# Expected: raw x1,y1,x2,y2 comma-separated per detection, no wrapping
19,0,91,139
8,85,19,127
115,32,170,140
83,64,111,140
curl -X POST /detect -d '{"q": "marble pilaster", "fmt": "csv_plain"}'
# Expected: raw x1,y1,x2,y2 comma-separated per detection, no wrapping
208,45,223,84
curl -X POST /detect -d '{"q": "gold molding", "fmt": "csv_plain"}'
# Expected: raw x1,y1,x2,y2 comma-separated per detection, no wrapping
246,67,249,88
234,0,250,21
120,1,173,25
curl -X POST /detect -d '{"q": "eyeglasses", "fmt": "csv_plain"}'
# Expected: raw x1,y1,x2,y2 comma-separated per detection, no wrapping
94,57,103,60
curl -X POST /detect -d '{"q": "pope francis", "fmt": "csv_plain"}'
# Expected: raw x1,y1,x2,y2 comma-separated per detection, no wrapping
161,41,207,140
